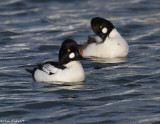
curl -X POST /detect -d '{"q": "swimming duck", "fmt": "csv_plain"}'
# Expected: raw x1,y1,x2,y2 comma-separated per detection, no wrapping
80,17,129,58
26,39,85,83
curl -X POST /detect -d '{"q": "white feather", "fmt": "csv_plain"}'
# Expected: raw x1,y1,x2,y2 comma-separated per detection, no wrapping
95,36,103,43
42,64,59,74
102,27,107,33
69,53,75,59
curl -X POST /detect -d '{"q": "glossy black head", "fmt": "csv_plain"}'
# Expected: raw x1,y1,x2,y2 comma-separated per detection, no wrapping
91,17,115,41
59,39,85,65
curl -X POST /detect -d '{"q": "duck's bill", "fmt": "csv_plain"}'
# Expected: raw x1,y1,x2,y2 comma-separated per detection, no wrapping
76,53,86,60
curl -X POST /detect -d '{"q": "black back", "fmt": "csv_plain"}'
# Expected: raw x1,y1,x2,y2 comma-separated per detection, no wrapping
44,61,66,70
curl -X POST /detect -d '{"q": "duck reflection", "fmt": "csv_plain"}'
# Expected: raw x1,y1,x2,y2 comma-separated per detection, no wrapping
86,56,127,64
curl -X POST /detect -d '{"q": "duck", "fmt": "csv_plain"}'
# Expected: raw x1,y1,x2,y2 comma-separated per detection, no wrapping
79,17,129,58
26,39,85,83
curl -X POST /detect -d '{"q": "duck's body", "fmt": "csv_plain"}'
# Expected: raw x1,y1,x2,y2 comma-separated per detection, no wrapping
82,29,129,58
80,17,129,58
33,61,85,82
26,39,85,83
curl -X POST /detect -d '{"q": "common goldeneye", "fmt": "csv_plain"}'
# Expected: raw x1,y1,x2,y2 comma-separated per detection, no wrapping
80,17,129,58
26,39,85,83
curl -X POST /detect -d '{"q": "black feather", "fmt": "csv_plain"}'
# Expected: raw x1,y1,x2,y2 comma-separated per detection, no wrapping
25,68,37,81
44,61,66,70
25,69,34,74
79,35,98,51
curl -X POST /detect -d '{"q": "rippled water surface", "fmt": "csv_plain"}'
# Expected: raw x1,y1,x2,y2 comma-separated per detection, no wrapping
0,0,160,123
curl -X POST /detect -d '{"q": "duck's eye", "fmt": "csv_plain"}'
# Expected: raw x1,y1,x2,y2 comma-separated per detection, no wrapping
68,49,70,52
100,25,103,29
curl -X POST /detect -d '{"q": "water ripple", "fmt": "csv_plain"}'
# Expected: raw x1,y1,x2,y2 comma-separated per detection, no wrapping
0,0,160,123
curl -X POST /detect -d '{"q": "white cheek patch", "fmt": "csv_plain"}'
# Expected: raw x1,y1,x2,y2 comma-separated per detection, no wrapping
102,27,107,34
69,52,75,59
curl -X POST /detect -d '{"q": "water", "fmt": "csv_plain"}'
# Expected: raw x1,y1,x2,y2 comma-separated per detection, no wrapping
0,0,160,123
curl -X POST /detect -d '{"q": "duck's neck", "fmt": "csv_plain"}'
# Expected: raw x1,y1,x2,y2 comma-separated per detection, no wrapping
64,61,81,68
108,28,120,38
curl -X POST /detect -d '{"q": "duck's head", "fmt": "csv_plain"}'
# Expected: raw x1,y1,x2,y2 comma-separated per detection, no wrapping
91,17,115,41
59,39,85,65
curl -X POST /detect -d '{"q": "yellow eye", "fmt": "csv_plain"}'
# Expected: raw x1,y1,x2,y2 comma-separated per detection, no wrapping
68,49,70,52
100,25,102,29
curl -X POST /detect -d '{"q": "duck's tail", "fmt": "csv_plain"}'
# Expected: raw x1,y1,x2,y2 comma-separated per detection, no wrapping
25,69,34,74
25,68,37,81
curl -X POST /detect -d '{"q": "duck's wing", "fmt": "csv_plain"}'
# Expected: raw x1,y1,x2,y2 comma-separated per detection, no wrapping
26,61,66,76
79,36,96,48
26,61,66,82
79,36,99,55
38,61,66,75
87,35,98,44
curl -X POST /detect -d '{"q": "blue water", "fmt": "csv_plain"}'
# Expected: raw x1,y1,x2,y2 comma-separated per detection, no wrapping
0,0,160,123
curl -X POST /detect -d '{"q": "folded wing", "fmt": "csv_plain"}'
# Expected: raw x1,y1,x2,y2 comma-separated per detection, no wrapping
39,61,66,75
